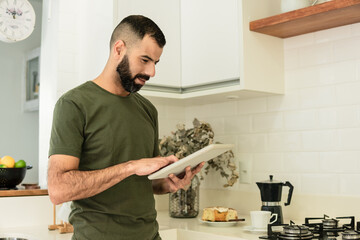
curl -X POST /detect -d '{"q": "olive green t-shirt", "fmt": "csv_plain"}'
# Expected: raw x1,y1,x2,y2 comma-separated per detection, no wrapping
49,81,161,240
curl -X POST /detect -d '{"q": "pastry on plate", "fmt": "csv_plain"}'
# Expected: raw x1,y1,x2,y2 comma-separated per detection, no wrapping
201,207,238,222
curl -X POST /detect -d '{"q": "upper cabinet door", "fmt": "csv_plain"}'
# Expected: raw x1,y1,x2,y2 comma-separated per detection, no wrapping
116,0,181,88
180,0,240,88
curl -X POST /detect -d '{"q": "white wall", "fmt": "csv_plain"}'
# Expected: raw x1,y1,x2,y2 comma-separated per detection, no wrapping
38,0,114,186
0,0,42,183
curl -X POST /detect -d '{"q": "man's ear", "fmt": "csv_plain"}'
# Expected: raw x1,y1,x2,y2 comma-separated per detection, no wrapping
112,40,126,60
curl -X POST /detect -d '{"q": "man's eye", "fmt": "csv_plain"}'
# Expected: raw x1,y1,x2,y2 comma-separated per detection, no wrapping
142,59,149,63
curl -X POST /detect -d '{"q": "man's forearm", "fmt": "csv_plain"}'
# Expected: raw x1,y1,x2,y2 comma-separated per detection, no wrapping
48,161,135,205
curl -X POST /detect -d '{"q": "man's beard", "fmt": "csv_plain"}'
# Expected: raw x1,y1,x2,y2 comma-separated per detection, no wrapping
116,55,150,93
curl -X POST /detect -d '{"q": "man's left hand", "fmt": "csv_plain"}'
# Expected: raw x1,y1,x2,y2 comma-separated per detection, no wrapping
152,162,205,194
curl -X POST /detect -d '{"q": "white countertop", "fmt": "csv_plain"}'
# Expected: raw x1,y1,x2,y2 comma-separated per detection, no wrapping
157,211,263,240
0,211,263,240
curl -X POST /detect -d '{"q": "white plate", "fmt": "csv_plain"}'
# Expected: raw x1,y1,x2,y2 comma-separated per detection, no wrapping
243,225,267,233
199,219,239,227
148,144,234,180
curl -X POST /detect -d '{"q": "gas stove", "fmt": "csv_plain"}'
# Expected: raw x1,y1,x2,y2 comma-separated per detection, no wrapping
259,215,360,240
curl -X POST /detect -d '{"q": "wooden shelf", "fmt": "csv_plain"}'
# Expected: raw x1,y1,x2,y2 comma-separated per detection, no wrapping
0,189,48,197
250,0,360,38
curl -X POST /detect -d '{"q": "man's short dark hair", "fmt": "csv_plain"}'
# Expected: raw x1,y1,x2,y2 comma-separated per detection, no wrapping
110,15,166,50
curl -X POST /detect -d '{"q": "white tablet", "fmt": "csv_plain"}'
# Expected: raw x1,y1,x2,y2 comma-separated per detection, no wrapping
148,144,234,180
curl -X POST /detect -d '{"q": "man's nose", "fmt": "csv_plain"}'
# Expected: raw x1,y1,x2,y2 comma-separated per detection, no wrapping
145,63,156,77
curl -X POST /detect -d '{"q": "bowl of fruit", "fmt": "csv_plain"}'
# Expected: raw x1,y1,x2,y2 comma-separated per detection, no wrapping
0,156,31,189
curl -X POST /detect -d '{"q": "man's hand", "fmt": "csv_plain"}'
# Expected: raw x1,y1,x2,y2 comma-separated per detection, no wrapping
131,155,178,176
152,161,205,194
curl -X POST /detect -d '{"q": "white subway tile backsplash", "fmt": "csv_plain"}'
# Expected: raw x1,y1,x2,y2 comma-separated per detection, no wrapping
224,115,252,134
320,151,360,173
268,132,302,152
301,174,339,195
314,25,352,43
284,33,315,50
335,106,360,127
351,23,360,37
284,110,318,130
298,42,333,67
286,68,321,90
302,130,337,151
253,112,283,132
237,98,267,114
318,60,357,85
339,174,360,196
253,153,283,172
185,104,210,119
337,128,360,150
299,86,336,108
286,61,357,90
165,105,186,120
333,37,360,62
238,134,267,152
318,106,359,129
283,152,320,173
211,101,238,117
318,108,337,128
267,92,300,111
336,82,360,105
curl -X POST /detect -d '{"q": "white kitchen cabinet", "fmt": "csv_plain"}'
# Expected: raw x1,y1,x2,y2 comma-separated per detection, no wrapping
115,0,181,88
115,0,284,103
180,0,240,88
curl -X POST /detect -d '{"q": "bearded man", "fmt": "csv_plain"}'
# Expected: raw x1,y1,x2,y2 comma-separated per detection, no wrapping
47,15,203,240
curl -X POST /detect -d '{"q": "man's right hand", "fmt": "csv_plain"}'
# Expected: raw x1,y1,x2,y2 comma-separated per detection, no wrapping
130,155,178,176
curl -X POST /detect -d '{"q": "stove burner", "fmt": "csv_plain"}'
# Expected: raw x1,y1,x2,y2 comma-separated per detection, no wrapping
342,231,360,240
259,215,357,240
283,225,311,235
322,218,339,229
259,221,314,240
279,225,313,240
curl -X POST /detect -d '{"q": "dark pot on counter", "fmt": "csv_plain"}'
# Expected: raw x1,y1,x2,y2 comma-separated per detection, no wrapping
256,175,293,204
0,165,32,189
256,175,294,224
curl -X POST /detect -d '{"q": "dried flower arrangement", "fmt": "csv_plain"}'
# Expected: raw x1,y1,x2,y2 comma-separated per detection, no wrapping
159,118,239,187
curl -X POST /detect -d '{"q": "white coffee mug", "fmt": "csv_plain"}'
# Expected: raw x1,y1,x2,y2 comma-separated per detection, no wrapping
250,211,278,229
281,0,310,12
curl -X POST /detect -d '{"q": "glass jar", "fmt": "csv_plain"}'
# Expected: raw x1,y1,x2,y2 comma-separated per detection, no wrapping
169,175,200,218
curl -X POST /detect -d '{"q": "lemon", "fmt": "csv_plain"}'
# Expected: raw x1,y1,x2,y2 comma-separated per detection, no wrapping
0,156,15,168
15,159,26,168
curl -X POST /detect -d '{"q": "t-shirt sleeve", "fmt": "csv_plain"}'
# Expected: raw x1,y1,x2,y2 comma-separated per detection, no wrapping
48,97,85,158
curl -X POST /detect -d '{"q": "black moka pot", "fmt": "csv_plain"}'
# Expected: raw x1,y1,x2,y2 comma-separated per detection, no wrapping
256,175,294,224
